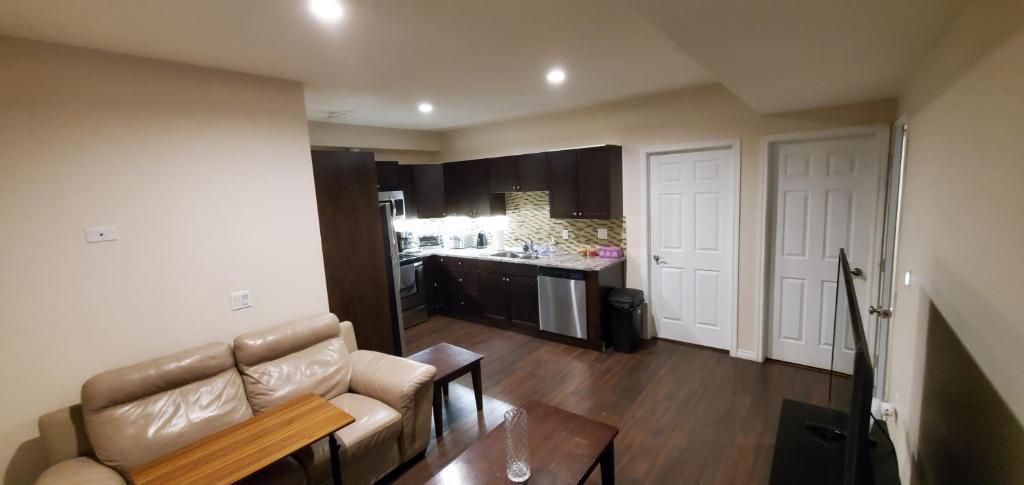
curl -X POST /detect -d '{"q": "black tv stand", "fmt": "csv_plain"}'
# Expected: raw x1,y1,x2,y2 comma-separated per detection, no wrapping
805,421,848,445
769,399,899,484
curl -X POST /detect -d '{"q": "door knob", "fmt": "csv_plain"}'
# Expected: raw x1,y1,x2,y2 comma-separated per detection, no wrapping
653,255,667,265
851,267,864,277
869,306,893,318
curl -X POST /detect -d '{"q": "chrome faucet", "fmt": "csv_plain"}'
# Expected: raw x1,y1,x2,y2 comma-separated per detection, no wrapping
519,238,536,254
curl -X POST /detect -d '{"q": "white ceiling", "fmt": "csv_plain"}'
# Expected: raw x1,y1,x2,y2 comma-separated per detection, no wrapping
0,0,970,129
631,0,971,113
0,0,712,130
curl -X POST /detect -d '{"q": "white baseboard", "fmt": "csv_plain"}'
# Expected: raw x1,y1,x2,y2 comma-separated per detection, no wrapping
732,349,760,361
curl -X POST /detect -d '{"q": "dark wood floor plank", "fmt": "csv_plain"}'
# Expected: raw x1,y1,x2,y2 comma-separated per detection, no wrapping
392,316,838,484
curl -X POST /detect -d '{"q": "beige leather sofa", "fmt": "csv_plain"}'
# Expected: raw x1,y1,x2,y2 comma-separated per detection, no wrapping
34,314,436,485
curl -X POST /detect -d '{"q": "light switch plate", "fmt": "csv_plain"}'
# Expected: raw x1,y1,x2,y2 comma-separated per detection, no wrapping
230,290,252,311
597,228,608,239
85,226,119,243
562,229,570,240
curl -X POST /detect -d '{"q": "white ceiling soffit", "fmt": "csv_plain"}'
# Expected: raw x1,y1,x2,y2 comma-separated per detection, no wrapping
630,0,971,114
0,0,713,130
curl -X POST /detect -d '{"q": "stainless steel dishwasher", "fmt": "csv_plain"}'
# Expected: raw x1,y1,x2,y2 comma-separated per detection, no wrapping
537,267,588,339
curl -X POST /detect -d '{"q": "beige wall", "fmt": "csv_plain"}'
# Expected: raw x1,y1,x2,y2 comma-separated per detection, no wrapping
0,37,329,483
440,85,896,355
372,149,440,165
887,0,1024,480
308,120,442,152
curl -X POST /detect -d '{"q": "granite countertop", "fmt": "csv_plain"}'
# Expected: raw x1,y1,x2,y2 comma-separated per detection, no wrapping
406,247,625,271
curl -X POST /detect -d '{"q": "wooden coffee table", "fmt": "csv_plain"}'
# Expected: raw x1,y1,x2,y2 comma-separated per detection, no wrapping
408,343,484,437
425,401,618,484
130,393,354,485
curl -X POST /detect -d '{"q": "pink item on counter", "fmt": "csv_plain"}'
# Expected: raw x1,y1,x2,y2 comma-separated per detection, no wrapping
597,246,623,259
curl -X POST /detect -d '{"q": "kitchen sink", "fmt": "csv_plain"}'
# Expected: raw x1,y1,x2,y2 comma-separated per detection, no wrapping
489,251,521,258
489,251,541,260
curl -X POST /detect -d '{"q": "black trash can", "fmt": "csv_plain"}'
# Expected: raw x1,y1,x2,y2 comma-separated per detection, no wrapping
607,288,646,353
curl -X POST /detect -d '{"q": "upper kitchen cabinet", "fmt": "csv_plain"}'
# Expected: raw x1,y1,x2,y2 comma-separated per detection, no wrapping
548,145,622,219
487,153,549,193
413,164,447,218
446,160,505,217
516,152,549,191
375,161,401,191
398,165,417,219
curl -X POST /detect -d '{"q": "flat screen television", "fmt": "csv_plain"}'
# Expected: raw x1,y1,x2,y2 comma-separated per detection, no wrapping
772,248,878,485
836,248,875,485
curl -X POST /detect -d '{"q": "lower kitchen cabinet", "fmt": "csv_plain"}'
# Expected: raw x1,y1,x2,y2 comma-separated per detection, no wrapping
478,261,538,330
424,255,623,351
507,274,539,328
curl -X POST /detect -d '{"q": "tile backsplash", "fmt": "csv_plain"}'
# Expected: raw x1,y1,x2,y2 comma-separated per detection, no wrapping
392,191,626,253
504,192,626,252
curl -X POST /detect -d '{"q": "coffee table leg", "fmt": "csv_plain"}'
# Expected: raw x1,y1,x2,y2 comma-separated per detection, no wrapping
328,433,343,485
433,382,444,437
600,440,615,484
471,361,483,411
442,383,450,398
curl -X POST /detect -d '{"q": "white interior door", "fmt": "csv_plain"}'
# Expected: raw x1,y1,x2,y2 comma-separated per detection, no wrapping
649,147,737,350
767,135,882,372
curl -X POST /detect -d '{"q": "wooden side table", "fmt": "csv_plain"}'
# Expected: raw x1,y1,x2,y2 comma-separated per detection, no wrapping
130,394,354,485
408,342,484,437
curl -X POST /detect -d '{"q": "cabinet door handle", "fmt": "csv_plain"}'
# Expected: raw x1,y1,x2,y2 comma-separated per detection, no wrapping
458,277,463,283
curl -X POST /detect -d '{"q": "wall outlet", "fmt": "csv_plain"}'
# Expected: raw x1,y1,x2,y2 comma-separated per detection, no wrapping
230,290,252,311
562,229,570,240
85,225,119,243
597,228,608,239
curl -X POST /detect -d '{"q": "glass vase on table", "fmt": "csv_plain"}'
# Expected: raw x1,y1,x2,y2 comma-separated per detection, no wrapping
504,407,530,482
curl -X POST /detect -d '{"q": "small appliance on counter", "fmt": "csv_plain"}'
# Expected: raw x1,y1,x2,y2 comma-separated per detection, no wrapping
396,231,415,252
475,232,489,248
449,234,466,249
418,234,443,249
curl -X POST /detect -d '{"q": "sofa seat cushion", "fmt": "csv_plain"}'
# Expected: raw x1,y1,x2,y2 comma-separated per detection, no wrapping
294,393,402,474
35,457,126,485
331,393,402,462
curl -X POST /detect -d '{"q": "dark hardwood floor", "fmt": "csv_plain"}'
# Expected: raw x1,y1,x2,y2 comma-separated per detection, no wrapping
390,316,841,484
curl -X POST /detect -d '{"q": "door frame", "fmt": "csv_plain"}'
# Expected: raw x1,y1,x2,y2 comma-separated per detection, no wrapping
754,124,892,363
641,139,742,357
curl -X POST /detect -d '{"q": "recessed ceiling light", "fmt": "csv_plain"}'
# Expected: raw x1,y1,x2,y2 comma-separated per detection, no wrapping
546,68,566,85
309,0,343,22
418,102,434,114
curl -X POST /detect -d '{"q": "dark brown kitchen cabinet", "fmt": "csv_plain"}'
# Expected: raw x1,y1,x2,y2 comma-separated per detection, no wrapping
413,164,447,218
478,262,539,329
547,145,622,219
375,161,401,191
516,152,549,191
398,165,417,219
445,160,505,217
311,150,401,355
432,256,481,318
488,153,549,193
487,156,518,193
547,149,580,218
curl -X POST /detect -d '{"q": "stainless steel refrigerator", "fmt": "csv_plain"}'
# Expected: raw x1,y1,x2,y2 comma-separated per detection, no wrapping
379,201,406,356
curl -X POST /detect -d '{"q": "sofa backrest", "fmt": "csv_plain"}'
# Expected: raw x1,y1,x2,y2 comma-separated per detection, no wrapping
232,313,352,414
38,404,92,466
80,342,253,476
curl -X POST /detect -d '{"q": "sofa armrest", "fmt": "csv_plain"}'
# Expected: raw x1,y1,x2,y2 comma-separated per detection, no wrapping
348,350,436,460
35,457,125,485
